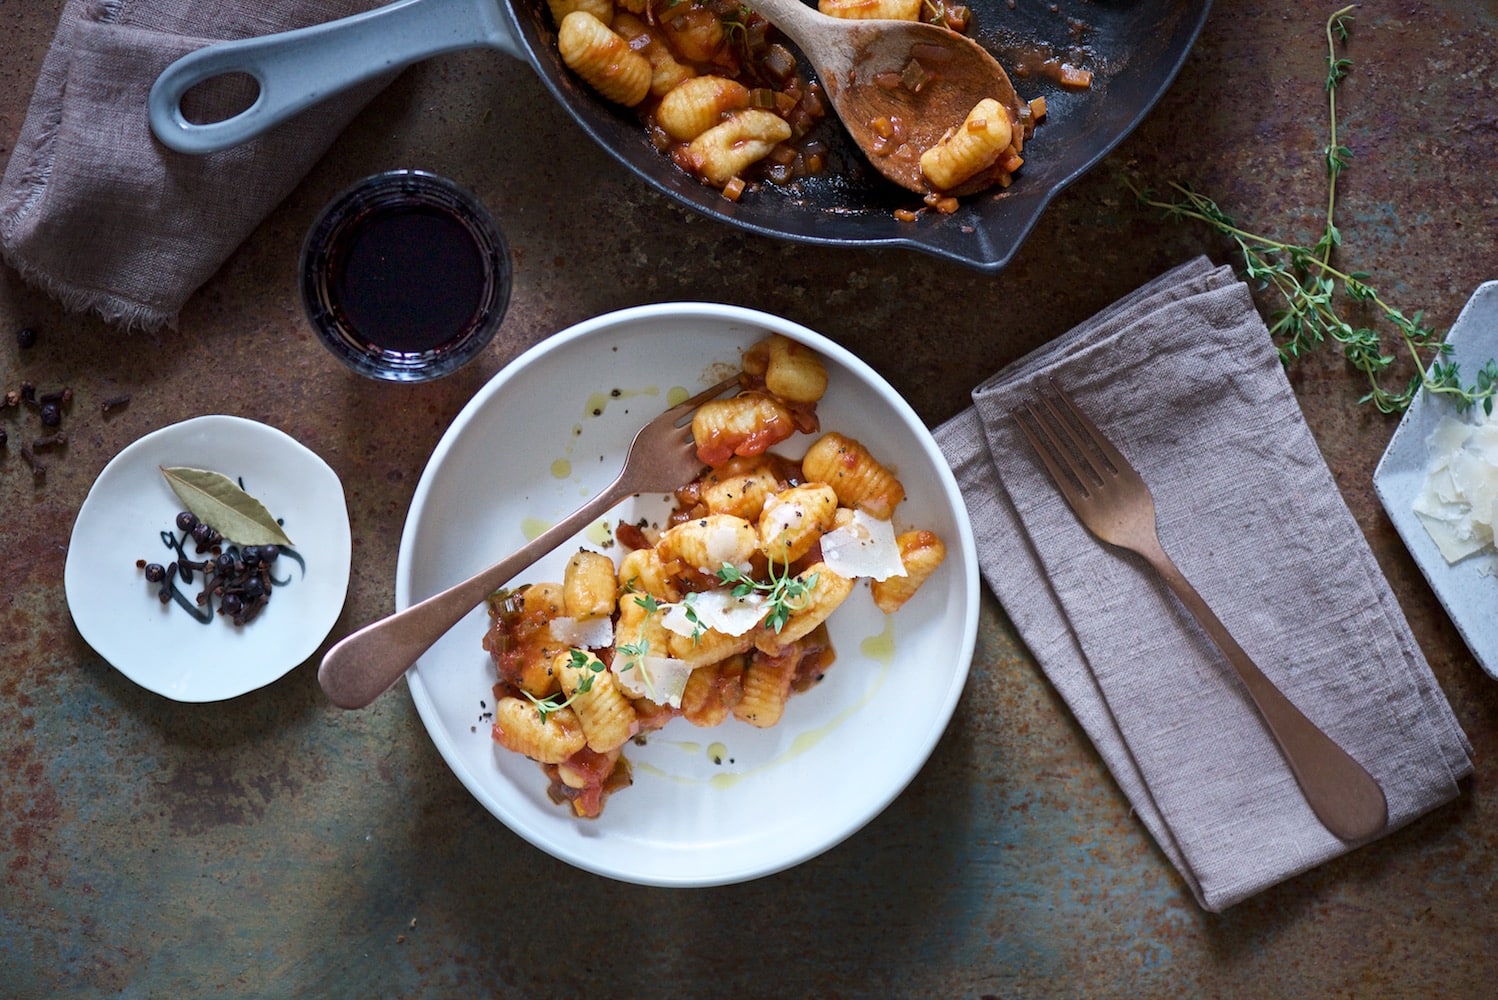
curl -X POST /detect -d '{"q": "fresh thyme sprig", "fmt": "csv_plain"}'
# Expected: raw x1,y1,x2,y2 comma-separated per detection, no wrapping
716,559,818,633
1125,5,1497,415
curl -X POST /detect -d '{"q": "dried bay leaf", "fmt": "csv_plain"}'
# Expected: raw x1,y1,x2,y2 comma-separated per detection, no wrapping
160,466,295,546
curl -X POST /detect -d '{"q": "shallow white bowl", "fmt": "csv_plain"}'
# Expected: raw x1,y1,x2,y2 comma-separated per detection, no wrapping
398,303,979,886
66,415,352,702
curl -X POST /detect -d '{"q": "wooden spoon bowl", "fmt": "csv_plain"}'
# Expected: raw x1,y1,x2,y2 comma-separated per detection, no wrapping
742,0,1026,195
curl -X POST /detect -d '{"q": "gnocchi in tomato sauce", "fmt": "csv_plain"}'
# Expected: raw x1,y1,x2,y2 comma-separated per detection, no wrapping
548,0,1044,211
482,336,947,817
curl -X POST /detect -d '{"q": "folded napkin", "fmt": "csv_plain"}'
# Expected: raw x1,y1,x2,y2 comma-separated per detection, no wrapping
0,0,389,329
935,256,1473,912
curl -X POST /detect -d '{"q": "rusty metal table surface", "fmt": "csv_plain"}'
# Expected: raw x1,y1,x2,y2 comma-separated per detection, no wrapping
3,0,1496,996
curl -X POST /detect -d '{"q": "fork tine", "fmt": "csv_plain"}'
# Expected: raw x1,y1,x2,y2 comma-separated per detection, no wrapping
667,373,743,425
1046,378,1129,477
1033,391,1110,492
1014,399,1091,503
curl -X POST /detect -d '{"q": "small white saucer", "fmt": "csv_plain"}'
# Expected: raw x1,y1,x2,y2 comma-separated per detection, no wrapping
65,415,353,702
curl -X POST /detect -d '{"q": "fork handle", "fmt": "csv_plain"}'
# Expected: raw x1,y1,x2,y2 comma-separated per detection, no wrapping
1136,537,1389,842
317,474,636,710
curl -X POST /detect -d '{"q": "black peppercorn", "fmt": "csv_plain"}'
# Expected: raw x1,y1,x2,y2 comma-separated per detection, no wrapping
16,327,37,349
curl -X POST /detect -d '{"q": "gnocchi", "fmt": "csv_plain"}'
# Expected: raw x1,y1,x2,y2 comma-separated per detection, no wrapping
655,75,752,142
611,12,695,99
563,549,618,619
545,0,613,26
697,457,783,521
871,529,948,613
557,11,651,108
482,336,947,817
691,391,798,466
801,431,907,519
919,97,1016,192
733,645,801,728
656,513,759,575
685,110,795,189
818,0,923,20
758,483,839,564
491,697,586,763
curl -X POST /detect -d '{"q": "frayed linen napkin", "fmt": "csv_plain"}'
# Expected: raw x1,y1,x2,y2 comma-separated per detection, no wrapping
0,0,388,329
935,256,1472,912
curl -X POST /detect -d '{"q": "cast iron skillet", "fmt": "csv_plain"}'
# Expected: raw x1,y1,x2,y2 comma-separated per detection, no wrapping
150,0,1212,272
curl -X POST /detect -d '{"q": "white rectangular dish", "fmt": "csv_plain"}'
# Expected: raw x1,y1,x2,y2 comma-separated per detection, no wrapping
1372,281,1498,679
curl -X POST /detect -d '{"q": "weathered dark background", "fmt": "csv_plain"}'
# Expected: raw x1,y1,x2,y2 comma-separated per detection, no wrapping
4,0,1496,995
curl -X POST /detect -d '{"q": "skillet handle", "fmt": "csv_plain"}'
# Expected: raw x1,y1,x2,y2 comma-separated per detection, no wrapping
148,0,521,155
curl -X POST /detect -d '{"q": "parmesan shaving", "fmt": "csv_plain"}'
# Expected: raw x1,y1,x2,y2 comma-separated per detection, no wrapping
821,509,907,581
548,616,614,649
661,589,767,638
613,654,694,708
1413,410,1498,565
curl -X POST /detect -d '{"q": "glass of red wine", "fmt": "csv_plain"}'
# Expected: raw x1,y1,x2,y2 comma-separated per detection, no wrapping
300,170,511,382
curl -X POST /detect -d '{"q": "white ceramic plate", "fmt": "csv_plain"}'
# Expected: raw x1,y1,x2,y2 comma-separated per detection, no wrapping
65,415,353,702
398,303,979,886
1373,280,1498,679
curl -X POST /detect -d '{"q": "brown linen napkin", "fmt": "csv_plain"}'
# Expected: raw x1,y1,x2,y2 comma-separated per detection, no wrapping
0,0,388,329
935,256,1473,912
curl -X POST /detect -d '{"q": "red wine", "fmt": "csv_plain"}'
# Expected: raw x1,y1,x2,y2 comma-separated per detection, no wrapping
329,204,487,354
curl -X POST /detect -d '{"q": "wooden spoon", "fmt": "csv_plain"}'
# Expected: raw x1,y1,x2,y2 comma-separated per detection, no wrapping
741,0,1025,195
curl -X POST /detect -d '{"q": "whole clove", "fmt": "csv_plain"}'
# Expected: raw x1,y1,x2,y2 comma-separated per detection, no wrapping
101,394,132,414
31,432,67,450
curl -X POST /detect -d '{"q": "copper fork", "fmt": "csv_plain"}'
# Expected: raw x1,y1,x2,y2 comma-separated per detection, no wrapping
318,373,742,710
1014,380,1388,842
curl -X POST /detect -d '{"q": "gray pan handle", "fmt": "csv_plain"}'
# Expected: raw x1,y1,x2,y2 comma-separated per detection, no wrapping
149,0,521,155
